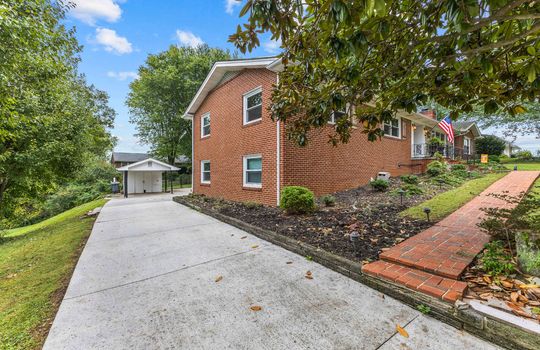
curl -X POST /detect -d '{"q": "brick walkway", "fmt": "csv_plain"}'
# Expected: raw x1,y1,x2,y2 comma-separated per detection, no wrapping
363,171,540,302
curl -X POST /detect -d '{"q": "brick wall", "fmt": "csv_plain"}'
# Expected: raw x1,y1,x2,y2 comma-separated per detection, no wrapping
454,130,476,158
282,119,424,196
192,69,279,205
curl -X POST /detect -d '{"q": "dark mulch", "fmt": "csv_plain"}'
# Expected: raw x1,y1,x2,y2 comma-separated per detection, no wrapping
178,178,437,262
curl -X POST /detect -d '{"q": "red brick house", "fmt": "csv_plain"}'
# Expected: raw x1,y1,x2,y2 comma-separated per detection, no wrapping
183,58,480,206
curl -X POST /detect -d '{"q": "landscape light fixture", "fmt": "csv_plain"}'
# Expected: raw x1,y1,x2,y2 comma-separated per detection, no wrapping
467,170,471,178
397,188,406,205
350,231,360,255
423,207,431,222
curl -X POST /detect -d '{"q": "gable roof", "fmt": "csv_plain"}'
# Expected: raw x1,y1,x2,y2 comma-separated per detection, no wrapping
117,158,179,172
453,121,481,137
112,152,149,163
183,57,277,118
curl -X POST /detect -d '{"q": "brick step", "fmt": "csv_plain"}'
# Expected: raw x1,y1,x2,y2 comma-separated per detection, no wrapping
362,260,467,302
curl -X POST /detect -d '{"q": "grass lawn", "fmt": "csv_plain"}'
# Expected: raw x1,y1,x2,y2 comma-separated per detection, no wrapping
401,173,507,221
0,199,107,350
502,162,540,171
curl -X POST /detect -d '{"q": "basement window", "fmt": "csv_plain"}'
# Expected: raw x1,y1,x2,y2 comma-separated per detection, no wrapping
243,87,262,125
243,155,262,188
201,160,210,184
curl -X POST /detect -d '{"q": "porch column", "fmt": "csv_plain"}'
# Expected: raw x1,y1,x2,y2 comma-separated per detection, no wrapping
123,171,128,198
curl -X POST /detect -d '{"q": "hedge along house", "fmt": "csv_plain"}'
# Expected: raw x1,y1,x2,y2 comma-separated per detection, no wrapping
118,158,179,197
183,57,480,206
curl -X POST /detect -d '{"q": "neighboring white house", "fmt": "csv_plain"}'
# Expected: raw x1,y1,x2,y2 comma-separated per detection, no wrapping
503,142,522,157
117,158,179,197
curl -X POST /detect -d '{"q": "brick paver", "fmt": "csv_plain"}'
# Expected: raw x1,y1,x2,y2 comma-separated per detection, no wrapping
363,171,539,302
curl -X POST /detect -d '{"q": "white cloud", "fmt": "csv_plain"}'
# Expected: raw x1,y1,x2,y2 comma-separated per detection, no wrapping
107,71,138,81
69,0,122,25
175,30,204,48
225,0,242,14
95,28,133,54
263,39,281,54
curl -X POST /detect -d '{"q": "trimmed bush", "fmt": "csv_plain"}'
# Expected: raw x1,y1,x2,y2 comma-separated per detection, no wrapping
400,174,419,185
426,160,446,177
432,173,464,186
320,194,336,207
280,186,316,214
370,179,389,191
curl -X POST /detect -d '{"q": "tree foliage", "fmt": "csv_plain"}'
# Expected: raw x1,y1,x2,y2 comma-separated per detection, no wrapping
127,45,233,164
476,135,507,155
0,0,116,220
230,0,540,146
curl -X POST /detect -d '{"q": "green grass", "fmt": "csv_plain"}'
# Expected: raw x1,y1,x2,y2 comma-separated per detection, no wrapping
502,162,540,171
401,173,506,221
4,199,107,238
0,199,106,350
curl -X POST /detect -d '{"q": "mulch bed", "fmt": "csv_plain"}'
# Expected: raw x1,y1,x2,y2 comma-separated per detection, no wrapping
177,178,440,262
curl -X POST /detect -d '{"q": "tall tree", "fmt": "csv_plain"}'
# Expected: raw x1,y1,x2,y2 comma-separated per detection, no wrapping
230,0,540,146
0,0,116,214
127,45,233,164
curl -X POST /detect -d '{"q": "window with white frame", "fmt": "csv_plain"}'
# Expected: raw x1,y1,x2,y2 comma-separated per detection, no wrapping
383,118,401,138
243,88,262,124
201,113,210,137
201,160,210,184
464,137,471,154
243,155,262,187
328,110,347,124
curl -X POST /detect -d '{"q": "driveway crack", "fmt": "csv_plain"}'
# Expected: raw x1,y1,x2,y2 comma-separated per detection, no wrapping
374,314,419,350
64,249,253,301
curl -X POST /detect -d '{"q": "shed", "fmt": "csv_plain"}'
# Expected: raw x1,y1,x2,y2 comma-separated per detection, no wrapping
117,158,179,197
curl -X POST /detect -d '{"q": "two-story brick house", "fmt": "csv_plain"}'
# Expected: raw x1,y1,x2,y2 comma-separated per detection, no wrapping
183,57,480,206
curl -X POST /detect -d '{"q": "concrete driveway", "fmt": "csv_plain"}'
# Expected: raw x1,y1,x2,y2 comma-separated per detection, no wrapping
44,193,499,349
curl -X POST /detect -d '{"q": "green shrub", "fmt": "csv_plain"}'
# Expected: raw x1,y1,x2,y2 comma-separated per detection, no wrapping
489,155,500,163
244,201,263,209
43,184,102,218
516,150,533,160
451,164,467,171
481,241,515,276
432,173,463,186
451,169,469,178
280,186,316,214
426,161,446,176
400,174,419,185
402,184,424,196
370,179,389,192
320,194,336,207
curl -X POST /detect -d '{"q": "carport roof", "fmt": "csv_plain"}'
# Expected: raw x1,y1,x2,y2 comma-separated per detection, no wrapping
117,158,179,172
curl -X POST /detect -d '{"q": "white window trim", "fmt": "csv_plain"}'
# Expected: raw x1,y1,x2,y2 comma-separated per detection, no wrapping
464,137,471,154
243,87,263,125
200,160,210,184
243,154,262,188
383,116,402,139
201,112,210,138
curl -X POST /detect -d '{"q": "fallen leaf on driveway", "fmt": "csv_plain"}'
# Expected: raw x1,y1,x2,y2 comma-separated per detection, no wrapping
286,261,293,264
251,245,259,249
240,236,247,239
396,324,409,338
306,271,312,276
215,276,223,283
250,305,262,311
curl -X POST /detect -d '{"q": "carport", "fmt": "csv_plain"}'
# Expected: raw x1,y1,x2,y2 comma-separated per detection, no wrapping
117,158,179,197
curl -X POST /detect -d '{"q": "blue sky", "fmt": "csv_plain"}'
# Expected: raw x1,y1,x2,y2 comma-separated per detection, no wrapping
66,0,276,153
66,0,538,155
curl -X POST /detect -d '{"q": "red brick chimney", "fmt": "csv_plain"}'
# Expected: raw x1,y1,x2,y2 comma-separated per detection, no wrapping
420,109,436,119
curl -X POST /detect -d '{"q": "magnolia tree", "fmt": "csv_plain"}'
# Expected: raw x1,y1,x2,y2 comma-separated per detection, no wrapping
229,0,540,145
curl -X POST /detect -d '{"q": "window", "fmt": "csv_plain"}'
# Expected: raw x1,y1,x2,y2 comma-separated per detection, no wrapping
431,131,446,142
383,118,401,138
243,87,262,124
201,113,210,137
464,137,471,155
201,160,210,184
243,155,262,188
328,110,347,124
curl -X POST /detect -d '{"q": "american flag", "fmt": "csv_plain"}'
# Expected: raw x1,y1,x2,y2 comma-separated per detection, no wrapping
437,116,454,144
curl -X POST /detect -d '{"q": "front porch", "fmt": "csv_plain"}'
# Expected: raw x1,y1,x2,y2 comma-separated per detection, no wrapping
410,122,472,161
